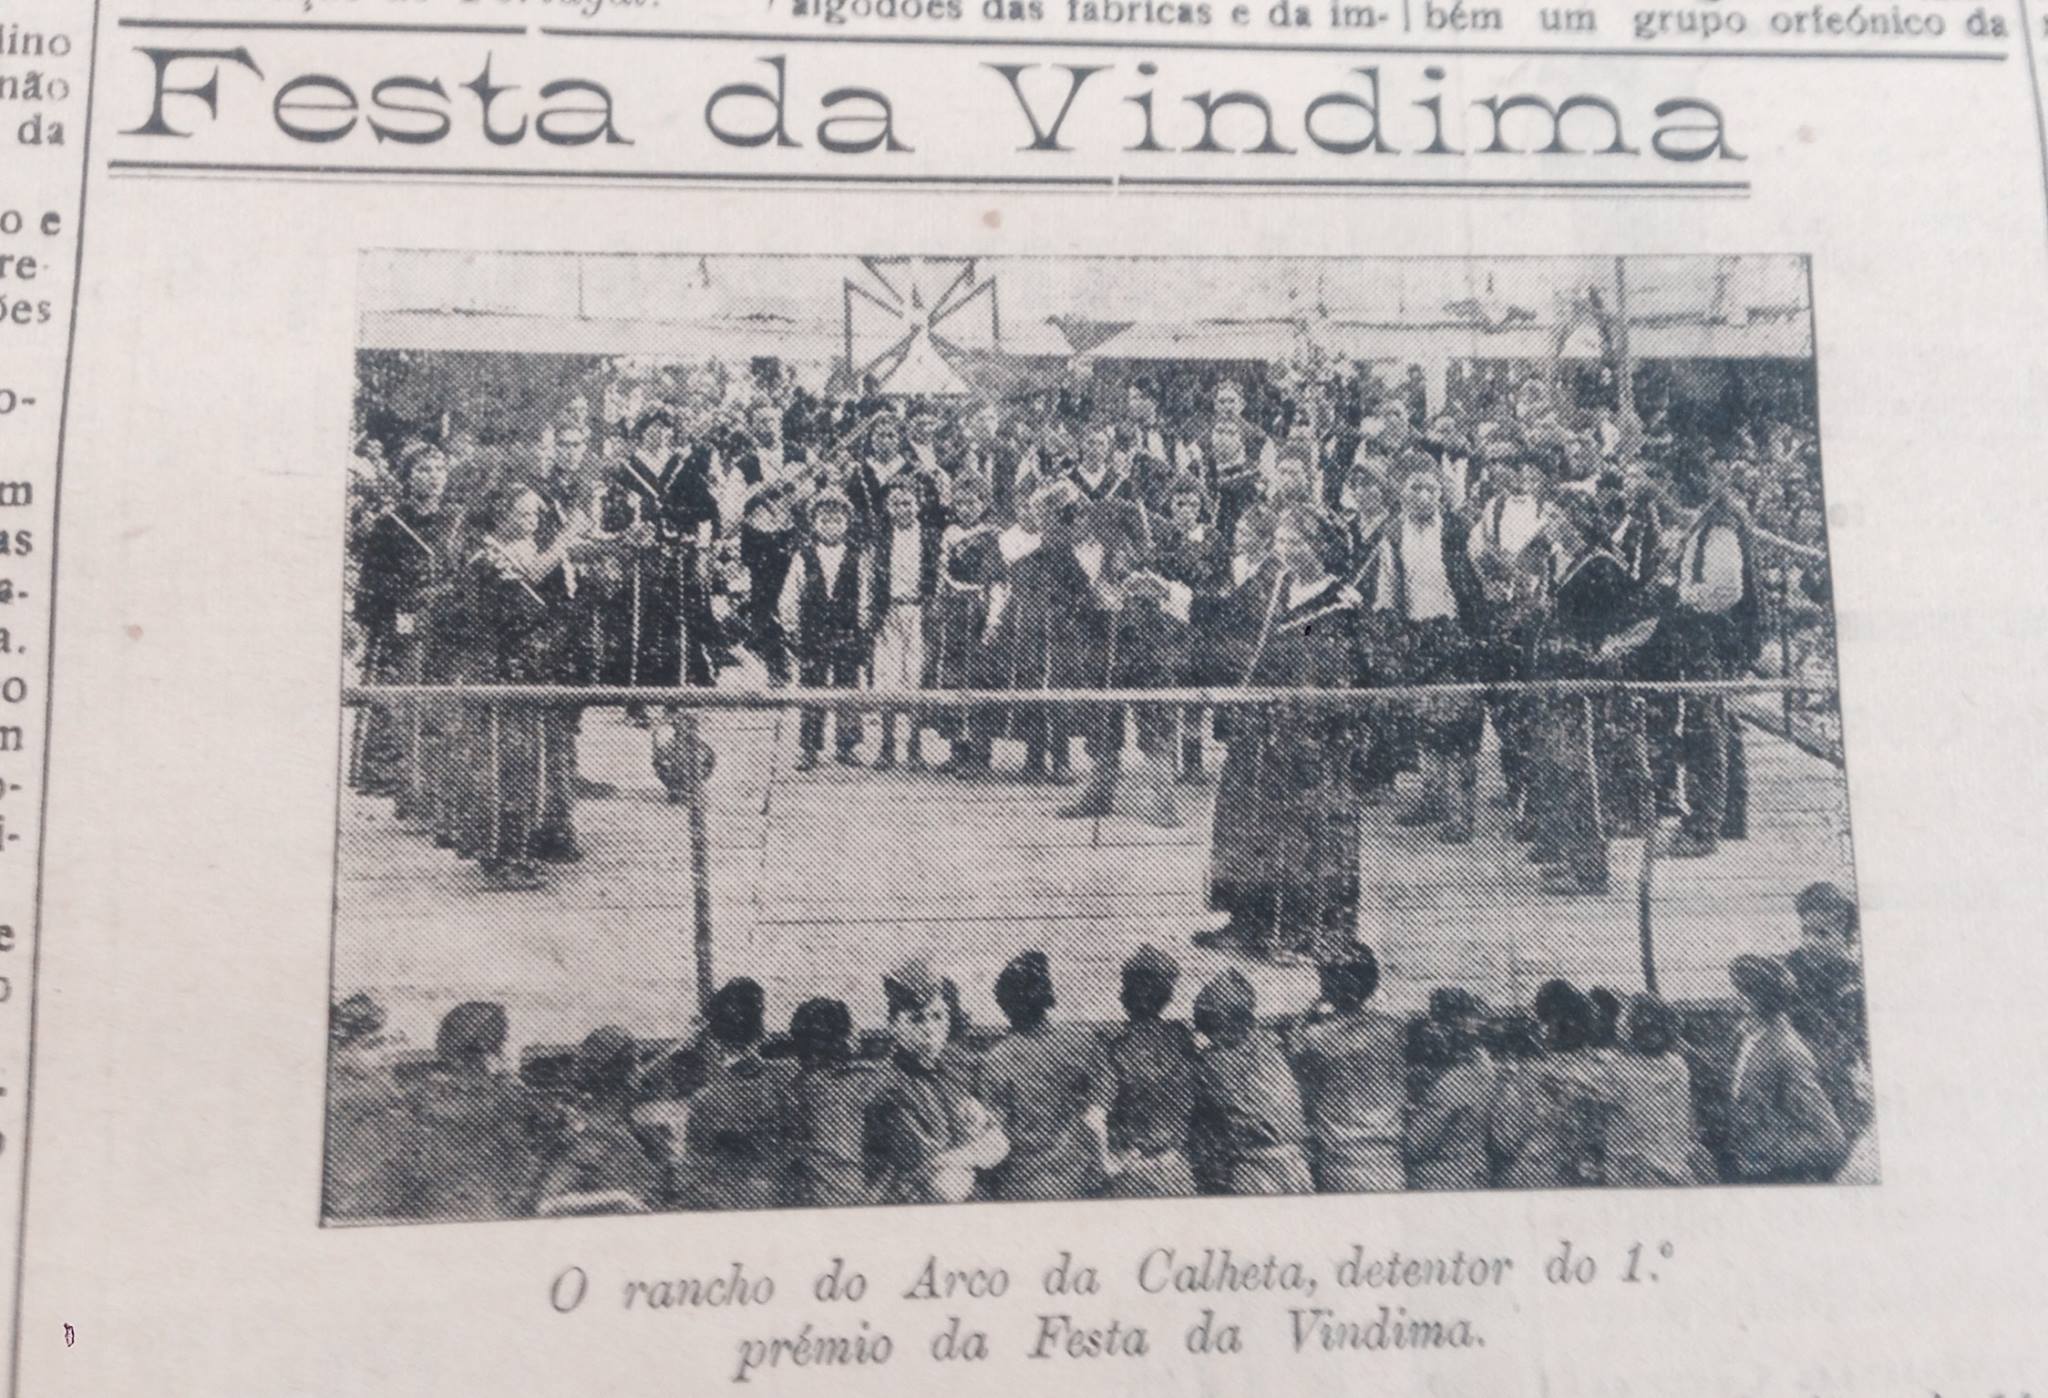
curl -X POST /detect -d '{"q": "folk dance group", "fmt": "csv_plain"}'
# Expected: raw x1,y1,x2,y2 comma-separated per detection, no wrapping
349,377,1768,966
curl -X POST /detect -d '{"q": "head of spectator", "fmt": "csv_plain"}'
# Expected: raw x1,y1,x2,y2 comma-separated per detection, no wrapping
1192,970,1257,1048
1729,953,1799,1021
1317,945,1382,1014
884,477,921,529
1038,481,1083,547
1411,1019,1463,1080
1041,417,1078,469
1428,987,1489,1045
435,1001,509,1072
1168,474,1209,532
1398,454,1445,524
789,998,857,1073
1625,995,1682,1058
908,406,940,447
629,407,675,456
1271,506,1328,581
1271,441,1316,503
1079,417,1116,477
1120,945,1180,1024
705,978,767,1058
1794,882,1859,965
866,412,904,462
883,957,951,1068
743,483,797,537
331,992,386,1049
400,443,450,513
573,1026,637,1107
808,487,853,546
1128,379,1161,431
1533,978,1596,1054
487,483,545,546
1213,378,1247,424
747,399,780,448
1491,1011,1546,1063
1587,986,1624,1052
965,400,1001,448
949,472,991,529
994,951,1058,1034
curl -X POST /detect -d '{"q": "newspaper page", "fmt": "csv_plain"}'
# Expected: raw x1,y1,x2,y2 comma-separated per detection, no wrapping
0,0,2042,1391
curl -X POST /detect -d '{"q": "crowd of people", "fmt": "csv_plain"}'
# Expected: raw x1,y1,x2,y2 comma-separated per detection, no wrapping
323,878,1872,1220
347,354,1835,968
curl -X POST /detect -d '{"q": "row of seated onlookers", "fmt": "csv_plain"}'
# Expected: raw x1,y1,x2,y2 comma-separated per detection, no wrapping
323,881,1870,1220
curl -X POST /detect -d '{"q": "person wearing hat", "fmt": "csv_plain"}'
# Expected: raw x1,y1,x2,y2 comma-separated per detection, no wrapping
1724,954,1846,1182
778,486,873,771
1102,946,1200,1199
535,1027,662,1216
1186,971,1314,1196
974,952,1112,1201
675,978,793,1210
1289,947,1406,1192
1465,441,1554,820
865,958,1008,1204
779,998,886,1208
371,1001,542,1222
1524,490,1653,895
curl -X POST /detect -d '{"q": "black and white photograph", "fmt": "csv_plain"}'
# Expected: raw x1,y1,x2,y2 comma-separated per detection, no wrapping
323,251,1865,1223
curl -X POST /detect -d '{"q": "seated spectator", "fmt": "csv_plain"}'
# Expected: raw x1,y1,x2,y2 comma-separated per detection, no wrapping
378,1001,542,1222
1188,970,1314,1196
1499,981,1620,1188
976,951,1112,1201
1726,954,1846,1183
1606,996,1710,1187
323,993,406,1222
1404,1018,1496,1192
536,1026,661,1216
675,979,792,1210
1784,881,1870,1146
1483,1011,1548,1186
866,958,1008,1204
1290,947,1406,1192
779,998,885,1208
1102,946,1200,1200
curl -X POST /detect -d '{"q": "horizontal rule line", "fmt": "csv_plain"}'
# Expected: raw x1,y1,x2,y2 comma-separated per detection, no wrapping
115,17,528,34
537,26,2005,62
103,160,1747,194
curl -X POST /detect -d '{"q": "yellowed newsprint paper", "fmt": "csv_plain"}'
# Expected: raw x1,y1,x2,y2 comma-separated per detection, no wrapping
0,0,2043,1391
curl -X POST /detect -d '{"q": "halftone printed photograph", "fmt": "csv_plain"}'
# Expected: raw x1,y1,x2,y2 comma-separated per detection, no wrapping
324,251,1864,1224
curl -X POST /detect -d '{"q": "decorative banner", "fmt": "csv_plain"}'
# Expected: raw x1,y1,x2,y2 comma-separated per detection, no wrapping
842,256,1001,397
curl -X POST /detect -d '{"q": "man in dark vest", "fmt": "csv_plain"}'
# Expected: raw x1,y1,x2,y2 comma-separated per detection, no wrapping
777,488,872,771
1366,458,1490,843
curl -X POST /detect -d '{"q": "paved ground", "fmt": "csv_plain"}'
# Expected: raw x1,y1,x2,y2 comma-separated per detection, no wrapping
333,702,1857,1056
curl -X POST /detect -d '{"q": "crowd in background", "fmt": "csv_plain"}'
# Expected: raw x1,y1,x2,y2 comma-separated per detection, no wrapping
324,878,1871,1220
